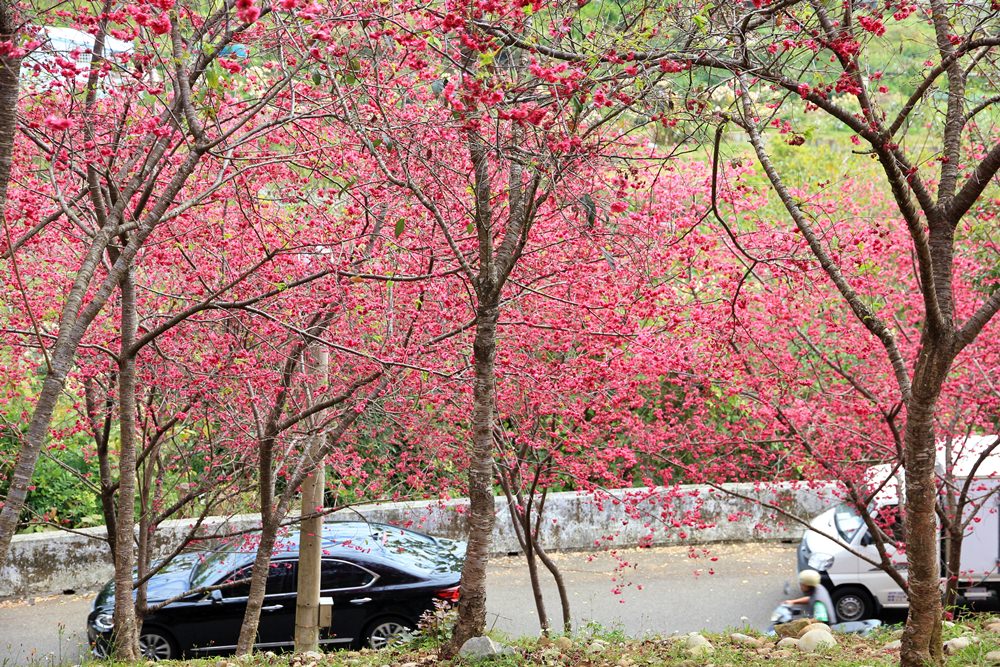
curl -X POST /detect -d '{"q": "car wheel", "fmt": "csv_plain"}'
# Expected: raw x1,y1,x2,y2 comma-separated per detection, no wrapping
832,586,874,622
365,617,414,650
138,628,178,661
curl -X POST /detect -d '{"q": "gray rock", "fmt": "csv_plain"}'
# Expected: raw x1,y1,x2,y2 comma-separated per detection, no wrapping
587,639,609,653
685,633,714,656
797,622,831,638
555,636,574,651
986,649,1000,664
458,636,516,660
730,632,763,646
943,636,972,654
798,629,837,653
776,637,799,649
883,639,901,650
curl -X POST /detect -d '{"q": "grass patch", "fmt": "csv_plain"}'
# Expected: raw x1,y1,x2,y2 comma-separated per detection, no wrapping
67,615,1000,667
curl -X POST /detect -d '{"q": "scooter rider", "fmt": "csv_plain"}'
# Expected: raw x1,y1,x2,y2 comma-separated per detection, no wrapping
784,569,837,624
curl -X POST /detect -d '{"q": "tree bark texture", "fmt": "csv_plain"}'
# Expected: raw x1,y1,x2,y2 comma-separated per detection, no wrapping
0,2,20,224
445,301,500,653
899,344,953,667
112,267,140,659
236,513,283,654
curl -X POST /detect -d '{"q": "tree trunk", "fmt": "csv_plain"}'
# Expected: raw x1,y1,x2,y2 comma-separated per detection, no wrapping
900,345,953,667
86,378,119,556
294,345,328,652
236,513,283,654
0,3,20,225
444,300,500,655
500,477,550,633
942,525,963,611
522,530,549,634
112,267,140,660
535,538,572,634
135,430,162,636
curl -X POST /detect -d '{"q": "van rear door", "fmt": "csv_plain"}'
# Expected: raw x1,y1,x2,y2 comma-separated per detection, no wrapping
957,479,1000,581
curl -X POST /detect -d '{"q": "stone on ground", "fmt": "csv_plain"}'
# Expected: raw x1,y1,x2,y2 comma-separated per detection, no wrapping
797,622,831,638
774,618,814,638
587,639,609,653
685,633,714,656
555,635,574,651
730,632,763,646
797,629,837,653
458,636,516,659
943,636,973,654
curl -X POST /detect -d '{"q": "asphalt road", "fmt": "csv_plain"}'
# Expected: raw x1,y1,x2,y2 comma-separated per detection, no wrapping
0,542,795,666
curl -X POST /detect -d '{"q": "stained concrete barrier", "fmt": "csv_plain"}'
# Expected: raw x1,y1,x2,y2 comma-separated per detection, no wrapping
0,482,841,599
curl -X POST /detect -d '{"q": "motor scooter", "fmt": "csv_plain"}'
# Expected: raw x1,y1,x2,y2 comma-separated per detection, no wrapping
766,603,806,634
767,601,882,636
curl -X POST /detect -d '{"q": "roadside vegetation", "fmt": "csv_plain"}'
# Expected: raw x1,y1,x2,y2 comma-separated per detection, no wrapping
2,1,1000,665
32,617,1000,667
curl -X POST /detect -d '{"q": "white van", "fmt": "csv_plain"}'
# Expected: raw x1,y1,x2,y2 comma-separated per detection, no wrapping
798,435,1000,621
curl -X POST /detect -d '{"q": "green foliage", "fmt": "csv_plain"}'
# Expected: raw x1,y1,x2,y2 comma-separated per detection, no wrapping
0,395,102,532
410,599,459,649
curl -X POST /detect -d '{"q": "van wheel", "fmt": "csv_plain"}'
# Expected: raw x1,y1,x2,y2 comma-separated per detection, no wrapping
833,586,874,622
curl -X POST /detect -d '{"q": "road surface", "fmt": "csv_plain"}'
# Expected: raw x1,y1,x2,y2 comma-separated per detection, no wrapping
0,542,795,665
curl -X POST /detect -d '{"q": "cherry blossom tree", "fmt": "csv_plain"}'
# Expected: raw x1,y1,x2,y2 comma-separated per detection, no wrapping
466,2,1000,663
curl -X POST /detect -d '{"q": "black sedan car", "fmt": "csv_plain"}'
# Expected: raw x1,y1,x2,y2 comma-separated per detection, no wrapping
88,521,465,659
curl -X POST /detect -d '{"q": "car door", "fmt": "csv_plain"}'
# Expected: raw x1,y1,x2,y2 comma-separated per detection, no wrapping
255,559,298,648
184,559,297,654
319,558,379,648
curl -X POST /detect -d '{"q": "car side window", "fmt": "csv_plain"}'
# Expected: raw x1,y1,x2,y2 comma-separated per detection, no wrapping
224,560,297,598
321,559,375,591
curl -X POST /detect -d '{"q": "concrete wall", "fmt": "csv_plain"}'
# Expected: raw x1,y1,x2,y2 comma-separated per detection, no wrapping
0,483,843,599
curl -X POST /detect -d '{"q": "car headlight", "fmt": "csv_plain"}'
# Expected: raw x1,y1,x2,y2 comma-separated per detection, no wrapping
92,612,114,632
807,552,834,571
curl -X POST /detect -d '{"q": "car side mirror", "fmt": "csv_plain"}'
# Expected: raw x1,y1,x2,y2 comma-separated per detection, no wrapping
860,531,873,547
209,589,224,604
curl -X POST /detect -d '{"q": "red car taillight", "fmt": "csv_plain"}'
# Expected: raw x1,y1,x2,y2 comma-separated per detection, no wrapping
436,586,461,602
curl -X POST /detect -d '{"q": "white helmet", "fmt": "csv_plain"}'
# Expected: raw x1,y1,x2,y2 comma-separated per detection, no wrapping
798,569,821,587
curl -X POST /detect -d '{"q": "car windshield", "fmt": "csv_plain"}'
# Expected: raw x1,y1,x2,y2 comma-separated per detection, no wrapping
370,527,444,571
833,503,865,542
188,550,249,590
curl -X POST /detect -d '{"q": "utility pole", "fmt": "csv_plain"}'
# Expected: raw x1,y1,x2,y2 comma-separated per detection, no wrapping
294,344,328,652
